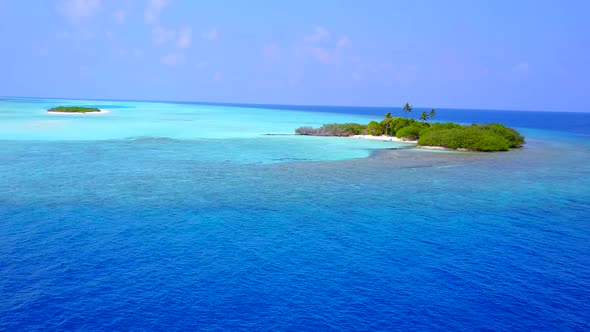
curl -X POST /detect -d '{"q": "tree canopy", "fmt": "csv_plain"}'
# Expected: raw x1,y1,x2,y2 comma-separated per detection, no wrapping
295,105,525,152
47,106,101,113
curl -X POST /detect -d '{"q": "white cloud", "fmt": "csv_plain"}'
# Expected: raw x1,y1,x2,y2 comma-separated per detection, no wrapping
304,26,330,43
56,0,101,23
262,43,279,61
337,36,352,48
213,71,223,81
161,53,185,66
203,28,218,41
112,9,127,24
152,26,176,45
300,27,355,65
515,62,529,73
177,26,192,49
112,48,144,60
311,47,336,64
145,0,171,25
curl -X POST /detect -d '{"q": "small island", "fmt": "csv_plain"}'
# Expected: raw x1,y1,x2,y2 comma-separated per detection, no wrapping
47,106,109,114
295,103,525,152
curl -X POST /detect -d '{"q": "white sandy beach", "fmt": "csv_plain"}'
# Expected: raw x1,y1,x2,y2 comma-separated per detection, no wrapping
417,145,451,150
47,109,111,115
417,145,471,152
349,135,470,152
349,135,418,144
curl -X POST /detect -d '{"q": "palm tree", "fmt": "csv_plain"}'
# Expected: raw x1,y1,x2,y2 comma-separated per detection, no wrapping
429,109,436,122
420,111,429,122
403,102,413,119
384,112,392,136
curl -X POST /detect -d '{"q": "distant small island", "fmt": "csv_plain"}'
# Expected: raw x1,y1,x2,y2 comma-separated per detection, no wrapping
295,103,525,152
47,106,109,114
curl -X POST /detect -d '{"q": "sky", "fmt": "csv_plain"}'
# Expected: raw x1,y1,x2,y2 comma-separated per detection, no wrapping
0,0,589,112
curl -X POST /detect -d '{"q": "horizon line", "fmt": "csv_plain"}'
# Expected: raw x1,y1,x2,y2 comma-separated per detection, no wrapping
1,94,588,114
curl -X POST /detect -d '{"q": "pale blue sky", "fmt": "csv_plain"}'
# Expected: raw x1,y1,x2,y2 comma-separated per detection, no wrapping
0,0,589,111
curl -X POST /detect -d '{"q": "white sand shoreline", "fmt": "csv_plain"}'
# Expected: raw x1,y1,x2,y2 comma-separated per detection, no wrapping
348,135,470,152
418,146,470,152
417,145,449,150
47,109,111,115
349,135,418,144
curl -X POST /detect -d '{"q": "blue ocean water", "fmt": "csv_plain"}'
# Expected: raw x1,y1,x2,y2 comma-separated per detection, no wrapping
1,98,589,331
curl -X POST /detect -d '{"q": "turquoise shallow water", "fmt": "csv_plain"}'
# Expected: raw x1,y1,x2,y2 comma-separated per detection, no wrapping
0,98,407,163
1,98,589,330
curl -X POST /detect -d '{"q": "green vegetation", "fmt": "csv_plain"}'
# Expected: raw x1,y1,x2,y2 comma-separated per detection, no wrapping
47,106,101,113
418,127,512,151
419,109,437,124
403,102,413,118
429,122,463,131
295,123,365,136
366,121,383,136
420,111,429,122
395,122,429,140
391,117,412,134
383,112,392,135
478,123,525,148
295,103,525,152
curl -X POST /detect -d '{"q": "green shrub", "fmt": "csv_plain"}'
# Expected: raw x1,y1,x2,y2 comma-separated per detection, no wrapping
380,118,395,136
294,111,525,153
478,123,525,147
367,121,383,136
396,122,430,140
461,128,511,151
295,123,365,136
430,122,463,131
341,123,366,135
391,118,412,135
295,126,316,135
47,106,101,113
323,123,365,136
418,127,511,151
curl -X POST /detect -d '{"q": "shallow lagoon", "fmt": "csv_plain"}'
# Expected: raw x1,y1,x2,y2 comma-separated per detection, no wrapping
1,98,589,330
